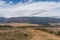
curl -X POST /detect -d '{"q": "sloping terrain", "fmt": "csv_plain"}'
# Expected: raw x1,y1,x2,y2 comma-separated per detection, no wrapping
0,28,60,40
26,28,60,40
0,17,60,24
0,28,32,40
0,23,39,27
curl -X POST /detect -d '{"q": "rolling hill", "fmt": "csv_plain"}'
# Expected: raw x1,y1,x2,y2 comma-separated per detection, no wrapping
0,17,60,24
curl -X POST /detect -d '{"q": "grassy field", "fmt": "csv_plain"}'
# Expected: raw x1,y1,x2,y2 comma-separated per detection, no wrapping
34,27,60,36
0,23,60,40
0,23,39,27
0,28,32,40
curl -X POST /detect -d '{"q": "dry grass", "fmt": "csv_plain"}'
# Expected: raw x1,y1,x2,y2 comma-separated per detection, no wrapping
28,28,60,40
0,28,32,40
34,28,60,36
0,23,60,40
0,23,39,27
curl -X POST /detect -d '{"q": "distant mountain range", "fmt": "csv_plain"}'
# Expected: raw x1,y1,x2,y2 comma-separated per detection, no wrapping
0,17,60,24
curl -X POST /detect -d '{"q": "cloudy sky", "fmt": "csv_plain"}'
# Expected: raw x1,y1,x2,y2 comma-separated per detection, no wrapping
0,0,60,18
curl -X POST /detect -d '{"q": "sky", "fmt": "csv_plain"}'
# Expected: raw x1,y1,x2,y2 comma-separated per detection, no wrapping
0,0,60,18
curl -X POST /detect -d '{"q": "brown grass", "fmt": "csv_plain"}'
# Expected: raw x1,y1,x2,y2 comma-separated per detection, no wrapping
0,23,39,27
0,28,32,40
0,23,60,40
27,28,60,40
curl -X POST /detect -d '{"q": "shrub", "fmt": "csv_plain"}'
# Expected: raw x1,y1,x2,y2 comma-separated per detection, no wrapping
48,31,54,34
55,31,60,36
0,25,13,28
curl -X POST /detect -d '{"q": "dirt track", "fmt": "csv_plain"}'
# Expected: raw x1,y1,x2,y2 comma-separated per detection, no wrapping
26,28,60,40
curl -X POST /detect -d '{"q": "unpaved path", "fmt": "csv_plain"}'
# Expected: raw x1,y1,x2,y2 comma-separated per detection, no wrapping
26,28,60,40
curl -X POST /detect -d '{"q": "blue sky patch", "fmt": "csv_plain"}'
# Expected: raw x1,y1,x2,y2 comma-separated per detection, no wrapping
2,0,60,4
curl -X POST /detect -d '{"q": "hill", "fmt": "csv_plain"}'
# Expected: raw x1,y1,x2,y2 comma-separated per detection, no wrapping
0,17,60,24
0,28,60,40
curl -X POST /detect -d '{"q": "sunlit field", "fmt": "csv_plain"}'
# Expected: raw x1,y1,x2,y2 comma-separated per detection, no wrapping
0,23,60,40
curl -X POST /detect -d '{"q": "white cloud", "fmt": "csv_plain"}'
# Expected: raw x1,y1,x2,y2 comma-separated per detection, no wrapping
0,1,60,18
28,0,33,2
0,1,6,6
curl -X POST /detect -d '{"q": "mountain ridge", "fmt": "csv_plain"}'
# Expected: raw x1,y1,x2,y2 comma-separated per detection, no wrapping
0,17,60,24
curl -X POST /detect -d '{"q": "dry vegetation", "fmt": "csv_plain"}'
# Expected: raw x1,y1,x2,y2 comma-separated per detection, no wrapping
0,28,32,40
34,27,60,36
0,23,60,40
0,23,39,27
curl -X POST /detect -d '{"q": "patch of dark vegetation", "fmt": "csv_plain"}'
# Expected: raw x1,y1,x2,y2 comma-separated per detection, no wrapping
54,31,60,36
0,25,13,28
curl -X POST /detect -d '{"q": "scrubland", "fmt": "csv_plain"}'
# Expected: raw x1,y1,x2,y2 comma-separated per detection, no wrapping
0,23,60,40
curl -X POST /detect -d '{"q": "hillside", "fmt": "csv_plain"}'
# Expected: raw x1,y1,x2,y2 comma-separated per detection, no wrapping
27,28,60,40
0,23,39,27
0,17,60,24
0,28,60,40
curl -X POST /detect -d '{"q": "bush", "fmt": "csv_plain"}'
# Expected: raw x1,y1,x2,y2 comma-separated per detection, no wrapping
48,31,54,34
55,31,60,36
0,25,13,28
